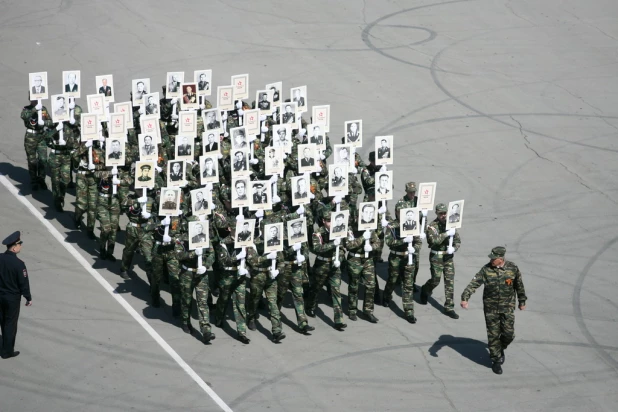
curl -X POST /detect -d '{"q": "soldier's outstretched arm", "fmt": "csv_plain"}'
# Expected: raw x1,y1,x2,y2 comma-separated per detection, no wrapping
514,264,527,308
461,268,486,303
312,232,335,253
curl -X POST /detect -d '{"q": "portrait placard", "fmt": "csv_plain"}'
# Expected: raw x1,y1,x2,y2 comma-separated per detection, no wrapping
138,133,158,161
333,144,354,168
358,201,378,231
264,222,284,253
308,123,326,149
291,175,311,206
217,85,234,111
143,92,160,118
280,101,298,128
375,170,393,201
231,178,250,209
80,113,99,141
231,126,248,150
188,220,210,250
29,72,48,101
139,115,161,144
87,94,105,116
344,119,363,147
132,78,151,106
96,74,114,102
62,70,80,99
202,130,220,155
446,199,465,230
417,182,437,210
114,102,134,129
312,105,330,133
328,164,349,197
231,74,249,100
256,89,274,115
249,180,271,211
179,111,197,135
166,72,185,98
272,124,292,149
109,113,126,138
375,135,393,165
329,210,350,239
180,83,198,110
243,109,260,136
105,137,126,167
287,217,308,246
190,188,213,217
297,144,317,174
265,147,284,176
51,94,69,123
265,81,282,108
203,108,222,134
235,219,256,248
199,154,219,185
159,187,182,216
231,148,250,178
194,69,212,96
290,85,307,113
400,208,420,237
135,160,156,189
167,160,186,187
175,135,194,161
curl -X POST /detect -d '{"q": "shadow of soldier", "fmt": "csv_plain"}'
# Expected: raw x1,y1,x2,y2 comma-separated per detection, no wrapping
428,334,490,368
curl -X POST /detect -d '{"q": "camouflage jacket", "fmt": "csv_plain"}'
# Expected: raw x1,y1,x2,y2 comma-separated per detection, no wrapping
461,260,527,313
425,218,461,252
21,104,53,131
311,226,344,258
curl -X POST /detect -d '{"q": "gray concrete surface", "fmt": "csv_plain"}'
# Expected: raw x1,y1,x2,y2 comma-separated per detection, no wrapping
0,0,617,411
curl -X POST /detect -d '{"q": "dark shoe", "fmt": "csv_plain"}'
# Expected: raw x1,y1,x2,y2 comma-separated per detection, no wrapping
248,319,256,331
74,214,82,230
38,179,48,191
237,334,250,344
499,349,505,365
119,270,130,280
406,315,417,324
373,293,382,306
413,284,420,293
31,183,39,191
365,313,379,323
444,309,459,319
300,325,315,335
87,230,96,240
349,313,358,321
99,246,107,260
54,199,64,212
382,298,391,307
181,323,193,334
202,331,215,344
272,332,286,343
214,317,223,328
151,296,161,308
1,351,20,359
420,288,428,305
334,323,347,331
306,309,316,318
172,305,181,318
492,362,503,375
68,181,76,189
106,247,117,262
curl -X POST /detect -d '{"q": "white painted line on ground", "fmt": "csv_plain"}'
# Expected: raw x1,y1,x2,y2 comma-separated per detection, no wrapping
0,174,233,412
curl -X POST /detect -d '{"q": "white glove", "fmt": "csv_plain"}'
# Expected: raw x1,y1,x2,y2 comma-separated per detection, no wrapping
381,219,389,228
56,123,63,131
88,163,95,170
218,153,223,159
209,202,216,210
247,135,257,143
308,192,315,199
259,115,267,121
404,236,413,243
363,231,372,240
221,111,228,120
255,209,264,218
348,231,355,241
272,194,281,204
163,234,172,243
236,101,242,110
267,252,277,260
421,209,428,217
236,214,244,222
333,260,341,268
350,167,357,174
297,204,305,215
112,176,120,185
205,183,213,191
69,117,76,125
319,153,326,160
299,128,306,137
380,165,387,172
447,246,455,254
138,107,145,115
269,174,278,184
170,98,178,105
408,246,416,254
141,210,151,219
137,196,148,204
195,248,203,256
333,238,341,246
250,158,258,165
269,269,279,279
238,109,245,116
261,125,269,133
68,101,75,109
419,233,426,240
162,216,171,226
446,228,456,237
364,244,373,252
238,267,249,277
197,266,207,275
38,119,44,126
378,206,387,214
171,114,179,120
296,254,306,264
292,243,301,251
35,103,43,111
154,166,162,173
333,196,342,204
98,136,105,143
236,249,246,260
199,104,205,110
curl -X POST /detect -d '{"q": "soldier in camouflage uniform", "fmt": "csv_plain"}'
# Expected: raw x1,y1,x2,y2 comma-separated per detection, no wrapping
21,99,53,190
73,139,105,239
420,203,461,319
306,210,347,330
395,182,425,286
461,246,527,374
96,176,121,262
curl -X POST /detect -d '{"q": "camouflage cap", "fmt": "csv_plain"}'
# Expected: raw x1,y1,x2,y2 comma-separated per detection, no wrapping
322,209,332,220
405,182,416,192
435,203,447,213
488,246,506,259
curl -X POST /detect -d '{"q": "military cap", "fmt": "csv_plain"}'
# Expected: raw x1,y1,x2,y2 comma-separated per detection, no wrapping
488,246,506,259
405,182,417,192
435,203,447,213
2,231,21,246
368,151,375,162
141,164,152,170
291,221,303,227
322,210,332,220
254,183,264,189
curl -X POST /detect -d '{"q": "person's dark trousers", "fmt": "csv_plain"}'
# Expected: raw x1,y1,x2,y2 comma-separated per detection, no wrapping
0,295,21,356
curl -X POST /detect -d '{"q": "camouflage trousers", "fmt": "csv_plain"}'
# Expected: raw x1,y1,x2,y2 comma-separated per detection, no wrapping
120,224,153,275
151,245,181,309
306,259,344,324
422,254,455,310
248,271,282,334
75,172,97,231
277,261,308,328
117,169,132,208
384,253,415,316
96,194,120,251
485,311,515,363
347,255,376,315
24,132,47,183
180,267,211,333
48,151,71,202
214,271,247,335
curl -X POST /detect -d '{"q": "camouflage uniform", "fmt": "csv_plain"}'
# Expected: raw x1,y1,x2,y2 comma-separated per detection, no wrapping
394,182,423,283
96,177,121,261
21,103,53,189
461,247,527,368
73,141,106,237
151,212,184,313
383,220,416,321
346,227,381,320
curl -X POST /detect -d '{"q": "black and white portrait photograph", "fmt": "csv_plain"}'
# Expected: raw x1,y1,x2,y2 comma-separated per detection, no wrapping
265,81,282,108
344,119,363,147
231,178,250,209
181,82,198,110
80,113,99,141
265,147,284,176
446,199,465,230
62,70,80,99
231,126,248,150
297,144,317,174
308,123,325,147
272,125,292,148
400,207,420,237
194,69,212,96
264,222,284,254
280,102,298,127
358,201,378,231
243,109,260,137
217,85,234,111
179,111,197,135
328,164,349,197
199,154,219,185
290,85,307,112
203,109,222,132
249,181,271,211
175,135,194,161
138,133,158,161
256,89,273,115
190,188,213,217
134,161,156,189
188,220,210,250
159,187,181,216
96,74,114,102
291,175,311,207
234,219,256,248
166,72,184,98
231,73,249,100
109,113,127,137
329,210,350,240
203,131,219,154
312,104,330,133
231,149,250,178
51,94,69,123
334,144,354,168
29,71,48,101
87,94,105,116
143,92,160,118
139,115,162,144
287,217,308,246
375,170,393,201
132,78,150,106
105,137,126,167
167,160,186,187
114,101,134,129
375,135,394,165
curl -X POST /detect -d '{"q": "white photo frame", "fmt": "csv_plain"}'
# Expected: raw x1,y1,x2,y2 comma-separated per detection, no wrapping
62,70,80,99
179,110,197,135
333,144,354,168
375,135,393,165
265,81,282,108
87,94,105,116
203,108,222,134
290,85,307,113
139,115,161,144
29,71,48,101
175,135,194,161
328,164,349,197
243,109,260,137
297,144,317,174
358,201,378,231
264,222,284,253
291,175,311,206
132,78,151,106
265,146,284,176
231,178,251,209
191,188,213,217
312,104,330,133
199,154,219,185
51,94,69,123
400,208,421,237
375,170,393,201
135,161,156,189
344,119,363,147
194,69,212,96
188,220,210,250
235,219,256,248
96,74,114,103
109,113,126,137
114,102,134,129
417,182,437,211
105,137,126,167
202,130,220,155
217,85,234,111
159,187,182,216
280,101,298,128
80,113,99,141
231,148,250,178
180,82,198,110
272,124,292,149
138,133,158,161
167,160,187,187
143,92,160,118
287,217,308,246
166,72,185,98
329,210,349,239
231,126,248,150
256,89,274,115
231,73,249,100
249,180,271,211
446,199,465,230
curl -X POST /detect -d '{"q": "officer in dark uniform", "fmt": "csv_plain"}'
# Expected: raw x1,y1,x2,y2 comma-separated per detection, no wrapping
0,231,32,359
